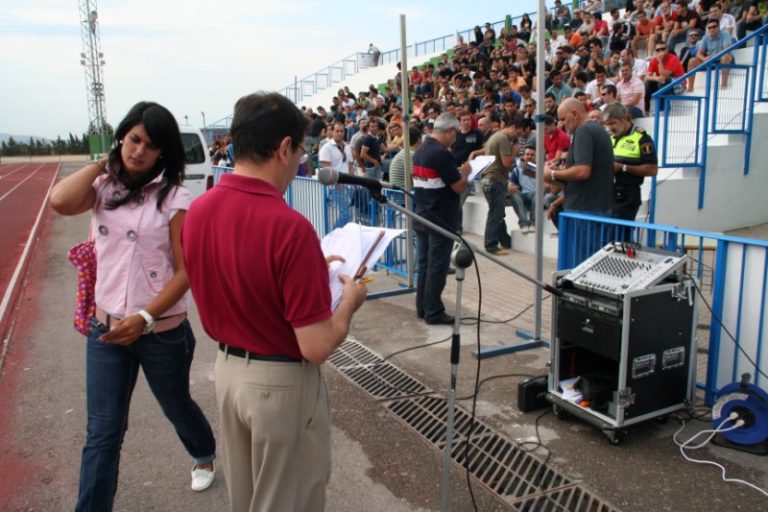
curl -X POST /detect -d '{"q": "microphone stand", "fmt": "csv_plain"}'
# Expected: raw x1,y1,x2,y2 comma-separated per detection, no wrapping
365,186,558,512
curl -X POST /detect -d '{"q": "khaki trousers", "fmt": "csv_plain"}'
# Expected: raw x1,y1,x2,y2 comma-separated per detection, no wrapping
215,351,331,512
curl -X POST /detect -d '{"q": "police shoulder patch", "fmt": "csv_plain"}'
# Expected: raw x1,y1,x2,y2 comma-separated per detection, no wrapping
641,142,654,155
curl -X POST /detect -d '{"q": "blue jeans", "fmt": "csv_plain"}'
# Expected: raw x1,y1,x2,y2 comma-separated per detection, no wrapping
364,164,382,181
510,190,535,228
481,178,511,251
415,229,454,321
331,186,352,229
76,318,215,512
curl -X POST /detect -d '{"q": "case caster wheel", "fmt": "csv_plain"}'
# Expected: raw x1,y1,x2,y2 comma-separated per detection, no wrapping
553,404,570,420
605,430,624,445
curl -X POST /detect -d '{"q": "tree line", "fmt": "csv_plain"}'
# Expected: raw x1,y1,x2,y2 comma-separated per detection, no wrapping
1,133,91,156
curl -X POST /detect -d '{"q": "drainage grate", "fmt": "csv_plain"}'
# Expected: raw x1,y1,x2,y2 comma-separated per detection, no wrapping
329,339,620,512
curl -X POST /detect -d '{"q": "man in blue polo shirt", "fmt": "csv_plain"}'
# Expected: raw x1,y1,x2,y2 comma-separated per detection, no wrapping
686,18,735,92
413,114,470,325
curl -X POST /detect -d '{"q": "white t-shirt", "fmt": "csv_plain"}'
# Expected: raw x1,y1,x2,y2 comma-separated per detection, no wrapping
318,141,353,175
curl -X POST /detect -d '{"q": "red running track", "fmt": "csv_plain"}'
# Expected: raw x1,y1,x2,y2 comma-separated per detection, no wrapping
0,162,59,341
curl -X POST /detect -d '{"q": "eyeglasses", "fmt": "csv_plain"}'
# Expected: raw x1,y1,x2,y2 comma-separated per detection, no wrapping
707,25,719,29
655,47,667,52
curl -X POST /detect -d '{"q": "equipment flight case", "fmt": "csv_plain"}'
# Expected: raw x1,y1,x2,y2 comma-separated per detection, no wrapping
546,243,698,444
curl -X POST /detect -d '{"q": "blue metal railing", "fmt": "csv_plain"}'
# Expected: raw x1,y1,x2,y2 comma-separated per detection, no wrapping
212,167,413,282
650,25,768,221
558,211,768,405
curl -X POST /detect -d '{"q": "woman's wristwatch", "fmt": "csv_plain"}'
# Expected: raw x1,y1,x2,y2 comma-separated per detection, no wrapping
137,309,155,334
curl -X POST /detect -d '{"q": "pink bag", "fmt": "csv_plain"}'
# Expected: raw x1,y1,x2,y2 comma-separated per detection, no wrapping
68,224,96,336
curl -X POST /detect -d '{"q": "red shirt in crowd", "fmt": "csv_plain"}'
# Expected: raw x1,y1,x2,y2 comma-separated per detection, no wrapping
182,174,332,359
647,52,685,79
544,127,571,161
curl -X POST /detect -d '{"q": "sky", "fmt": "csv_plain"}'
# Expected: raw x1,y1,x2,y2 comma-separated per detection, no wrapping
0,0,540,140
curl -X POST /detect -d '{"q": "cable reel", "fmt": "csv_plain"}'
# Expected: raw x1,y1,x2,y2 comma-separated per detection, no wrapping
712,374,768,450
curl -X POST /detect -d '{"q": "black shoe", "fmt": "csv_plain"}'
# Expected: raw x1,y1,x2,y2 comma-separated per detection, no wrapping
425,313,455,325
417,311,424,319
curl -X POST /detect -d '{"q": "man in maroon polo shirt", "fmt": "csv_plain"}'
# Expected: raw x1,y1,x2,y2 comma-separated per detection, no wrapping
181,92,367,512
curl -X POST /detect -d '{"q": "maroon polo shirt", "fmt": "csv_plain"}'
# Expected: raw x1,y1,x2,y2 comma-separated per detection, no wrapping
182,173,332,359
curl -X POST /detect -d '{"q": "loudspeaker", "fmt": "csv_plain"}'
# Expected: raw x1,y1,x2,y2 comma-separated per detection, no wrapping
518,375,549,412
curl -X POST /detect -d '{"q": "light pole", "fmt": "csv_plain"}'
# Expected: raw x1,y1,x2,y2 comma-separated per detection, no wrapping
201,111,206,129
184,115,189,126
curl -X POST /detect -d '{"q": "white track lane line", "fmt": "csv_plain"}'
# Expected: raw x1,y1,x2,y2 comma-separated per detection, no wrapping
0,163,44,205
0,164,58,346
0,163,31,180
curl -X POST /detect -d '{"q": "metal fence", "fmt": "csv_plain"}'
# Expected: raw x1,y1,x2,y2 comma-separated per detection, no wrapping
651,26,768,218
213,167,414,289
558,211,768,406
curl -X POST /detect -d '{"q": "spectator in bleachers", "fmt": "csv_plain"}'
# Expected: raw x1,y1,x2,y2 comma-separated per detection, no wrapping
585,65,615,102
553,0,572,28
632,9,654,54
571,9,585,30
589,11,612,47
360,120,385,180
735,1,763,39
650,1,676,51
583,0,605,16
599,83,620,110
564,26,584,49
627,0,655,23
579,11,596,37
616,62,646,118
610,18,636,53
544,92,559,119
668,0,703,50
572,70,590,94
546,69,575,105
645,39,685,113
319,122,354,229
544,115,571,164
677,29,701,70
621,48,648,79
686,17,736,91
368,43,381,66
484,22,497,44
708,2,737,35
606,50,623,77
478,114,495,142
508,144,538,234
389,126,421,190
520,97,534,120
519,14,534,42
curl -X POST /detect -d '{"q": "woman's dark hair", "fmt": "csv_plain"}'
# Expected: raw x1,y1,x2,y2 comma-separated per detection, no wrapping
105,101,184,210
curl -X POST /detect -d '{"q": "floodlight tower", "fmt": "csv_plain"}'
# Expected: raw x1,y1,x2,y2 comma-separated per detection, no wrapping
78,0,108,156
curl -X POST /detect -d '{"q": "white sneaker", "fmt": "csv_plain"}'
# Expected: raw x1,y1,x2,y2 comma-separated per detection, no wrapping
191,463,215,492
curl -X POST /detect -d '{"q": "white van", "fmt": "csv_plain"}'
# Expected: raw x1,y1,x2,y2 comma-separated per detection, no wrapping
180,128,214,197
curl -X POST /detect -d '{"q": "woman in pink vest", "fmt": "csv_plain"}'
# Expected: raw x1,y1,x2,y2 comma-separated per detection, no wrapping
49,102,216,511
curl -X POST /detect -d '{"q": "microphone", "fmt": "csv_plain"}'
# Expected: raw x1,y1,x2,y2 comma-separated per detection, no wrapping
317,168,399,191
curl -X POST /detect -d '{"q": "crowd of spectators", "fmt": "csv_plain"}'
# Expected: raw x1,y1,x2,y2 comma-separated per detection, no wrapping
296,1,763,167
208,2,765,235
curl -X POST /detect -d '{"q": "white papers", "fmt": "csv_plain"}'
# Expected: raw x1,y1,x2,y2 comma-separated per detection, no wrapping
559,377,583,404
321,223,404,310
468,155,495,182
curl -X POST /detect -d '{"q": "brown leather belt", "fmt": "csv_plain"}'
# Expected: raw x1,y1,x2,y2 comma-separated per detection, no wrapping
95,307,186,333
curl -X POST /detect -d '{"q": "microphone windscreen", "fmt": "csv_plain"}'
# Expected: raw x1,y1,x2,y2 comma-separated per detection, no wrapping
316,168,338,185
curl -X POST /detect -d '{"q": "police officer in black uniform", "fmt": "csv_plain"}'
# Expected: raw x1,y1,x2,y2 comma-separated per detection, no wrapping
602,103,658,222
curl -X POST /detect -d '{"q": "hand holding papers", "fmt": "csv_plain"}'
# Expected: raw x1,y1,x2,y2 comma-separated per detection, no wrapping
321,223,404,309
468,155,495,182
